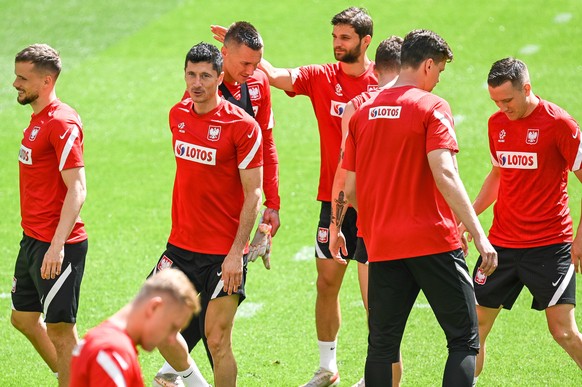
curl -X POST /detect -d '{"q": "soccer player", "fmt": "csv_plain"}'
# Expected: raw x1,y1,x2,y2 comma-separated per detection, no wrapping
150,42,263,387
70,269,199,386
155,22,279,385
328,35,403,387
11,44,88,387
462,57,582,384
343,29,498,386
256,8,395,386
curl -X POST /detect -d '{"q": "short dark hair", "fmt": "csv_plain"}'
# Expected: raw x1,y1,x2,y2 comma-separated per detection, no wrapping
487,57,528,88
224,21,263,51
400,29,453,69
375,36,403,73
331,7,373,39
15,44,62,79
185,42,223,74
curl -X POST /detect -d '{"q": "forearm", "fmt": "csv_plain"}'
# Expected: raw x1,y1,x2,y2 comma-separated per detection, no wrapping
53,172,86,246
330,166,349,229
229,190,261,256
472,167,500,215
258,58,294,91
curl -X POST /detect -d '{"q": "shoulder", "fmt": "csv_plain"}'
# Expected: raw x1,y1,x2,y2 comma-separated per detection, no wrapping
539,98,573,122
49,101,82,126
221,101,256,125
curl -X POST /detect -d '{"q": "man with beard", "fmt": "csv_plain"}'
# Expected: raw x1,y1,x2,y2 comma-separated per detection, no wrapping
11,44,88,387
258,7,401,386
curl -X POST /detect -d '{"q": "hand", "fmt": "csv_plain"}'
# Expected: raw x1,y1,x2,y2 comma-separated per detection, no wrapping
210,25,228,44
247,223,272,269
473,235,498,276
221,253,243,295
572,233,582,273
262,208,280,236
41,243,65,280
329,225,348,266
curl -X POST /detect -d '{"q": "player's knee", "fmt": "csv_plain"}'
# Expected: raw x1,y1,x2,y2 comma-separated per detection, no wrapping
10,313,31,334
316,273,342,294
46,322,76,347
205,331,231,360
549,325,579,347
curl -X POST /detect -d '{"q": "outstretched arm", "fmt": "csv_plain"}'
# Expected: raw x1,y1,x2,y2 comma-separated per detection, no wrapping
428,149,497,275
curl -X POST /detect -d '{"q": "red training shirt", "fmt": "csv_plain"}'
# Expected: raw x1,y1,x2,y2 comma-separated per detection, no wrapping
168,99,263,254
488,98,582,248
343,86,460,261
287,62,377,202
18,99,87,243
70,321,143,386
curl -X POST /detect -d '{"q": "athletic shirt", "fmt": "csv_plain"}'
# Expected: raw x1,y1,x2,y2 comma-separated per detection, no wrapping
287,62,378,201
182,69,279,210
343,86,460,261
18,99,87,243
488,98,582,248
168,98,263,254
70,321,143,386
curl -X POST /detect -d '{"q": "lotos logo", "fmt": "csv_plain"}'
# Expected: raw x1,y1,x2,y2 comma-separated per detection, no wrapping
330,101,346,117
369,105,401,120
175,140,216,165
18,144,32,165
497,151,537,169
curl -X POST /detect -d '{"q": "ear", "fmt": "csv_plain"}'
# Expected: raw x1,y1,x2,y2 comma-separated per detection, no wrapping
523,82,532,96
217,71,225,84
423,58,434,74
144,296,163,317
362,34,372,49
221,45,227,57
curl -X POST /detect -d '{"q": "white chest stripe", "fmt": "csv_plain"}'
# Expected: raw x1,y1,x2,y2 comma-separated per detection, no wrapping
572,138,582,171
239,129,262,169
433,110,457,143
59,126,80,171
96,350,127,387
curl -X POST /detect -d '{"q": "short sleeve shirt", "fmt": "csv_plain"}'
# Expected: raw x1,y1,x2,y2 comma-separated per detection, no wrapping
344,86,460,261
18,99,86,243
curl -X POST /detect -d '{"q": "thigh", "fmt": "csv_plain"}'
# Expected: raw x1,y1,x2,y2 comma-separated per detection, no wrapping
519,243,576,310
41,239,88,323
411,250,479,351
367,260,419,362
473,245,524,310
12,235,43,313
315,201,357,260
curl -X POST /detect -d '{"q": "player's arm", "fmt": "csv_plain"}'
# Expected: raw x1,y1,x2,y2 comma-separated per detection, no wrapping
329,101,357,263
571,169,582,273
427,148,497,275
41,166,86,280
222,166,262,294
345,170,357,212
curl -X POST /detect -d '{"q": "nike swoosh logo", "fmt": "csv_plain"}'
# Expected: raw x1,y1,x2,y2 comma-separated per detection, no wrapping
59,128,70,140
217,271,222,277
247,132,253,138
183,371,194,379
552,275,563,287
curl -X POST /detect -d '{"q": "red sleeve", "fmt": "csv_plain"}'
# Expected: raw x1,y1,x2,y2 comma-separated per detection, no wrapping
425,98,459,154
555,112,582,171
48,117,84,172
236,120,263,170
261,128,280,209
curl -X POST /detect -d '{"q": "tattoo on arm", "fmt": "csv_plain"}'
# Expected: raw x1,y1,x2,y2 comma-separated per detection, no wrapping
331,191,348,227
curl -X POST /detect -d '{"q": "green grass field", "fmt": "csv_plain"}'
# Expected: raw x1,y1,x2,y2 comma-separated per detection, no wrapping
1,0,582,385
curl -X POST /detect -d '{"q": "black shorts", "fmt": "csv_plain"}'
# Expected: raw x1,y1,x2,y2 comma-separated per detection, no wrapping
367,249,479,362
315,201,366,263
149,243,247,305
473,243,576,311
12,234,87,324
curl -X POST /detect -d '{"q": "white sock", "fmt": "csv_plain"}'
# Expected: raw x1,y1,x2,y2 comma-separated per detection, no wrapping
158,361,208,387
318,340,338,373
472,376,479,386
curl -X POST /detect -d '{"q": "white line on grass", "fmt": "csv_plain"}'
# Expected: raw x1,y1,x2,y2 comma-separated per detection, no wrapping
519,44,540,55
236,302,263,318
554,13,572,24
293,246,313,261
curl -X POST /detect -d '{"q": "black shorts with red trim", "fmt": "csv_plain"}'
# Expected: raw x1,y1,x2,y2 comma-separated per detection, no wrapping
315,201,366,263
149,243,247,305
12,234,87,323
473,243,576,311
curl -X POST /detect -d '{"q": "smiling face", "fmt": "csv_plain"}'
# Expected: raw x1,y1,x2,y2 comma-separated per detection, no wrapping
13,61,46,106
488,80,531,121
222,43,262,84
